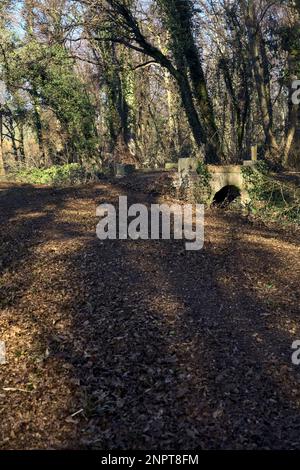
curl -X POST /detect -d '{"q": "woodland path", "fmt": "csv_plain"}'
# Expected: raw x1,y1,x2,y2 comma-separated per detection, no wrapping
0,181,299,449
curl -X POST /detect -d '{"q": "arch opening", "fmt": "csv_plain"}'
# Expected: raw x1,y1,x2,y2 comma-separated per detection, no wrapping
212,185,241,207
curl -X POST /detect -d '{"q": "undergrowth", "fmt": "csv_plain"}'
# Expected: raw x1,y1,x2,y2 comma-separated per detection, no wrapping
194,162,212,203
8,163,103,186
242,162,300,225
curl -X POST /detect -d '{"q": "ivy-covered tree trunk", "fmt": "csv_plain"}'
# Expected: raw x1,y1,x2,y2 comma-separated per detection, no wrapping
103,0,221,163
159,0,221,163
121,54,137,156
95,41,137,161
6,110,19,161
33,100,46,164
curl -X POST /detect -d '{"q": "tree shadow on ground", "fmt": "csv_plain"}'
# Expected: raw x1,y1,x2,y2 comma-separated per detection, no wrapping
0,182,300,449
45,186,300,450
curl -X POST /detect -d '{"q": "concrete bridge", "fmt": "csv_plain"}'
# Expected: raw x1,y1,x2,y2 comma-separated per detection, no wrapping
112,158,253,205
178,158,252,204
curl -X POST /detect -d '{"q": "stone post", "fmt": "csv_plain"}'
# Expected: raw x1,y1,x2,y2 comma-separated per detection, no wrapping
251,144,258,162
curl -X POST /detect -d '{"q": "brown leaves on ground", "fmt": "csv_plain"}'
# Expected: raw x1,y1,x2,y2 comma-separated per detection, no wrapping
0,181,299,450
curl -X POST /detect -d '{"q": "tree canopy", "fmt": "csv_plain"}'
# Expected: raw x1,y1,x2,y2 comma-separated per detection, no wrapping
0,0,300,170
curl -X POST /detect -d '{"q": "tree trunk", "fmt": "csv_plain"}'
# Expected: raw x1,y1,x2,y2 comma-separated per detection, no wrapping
104,0,221,163
0,109,5,176
283,53,300,167
7,113,19,161
283,0,300,167
245,0,279,157
18,123,26,162
160,0,221,162
33,100,45,163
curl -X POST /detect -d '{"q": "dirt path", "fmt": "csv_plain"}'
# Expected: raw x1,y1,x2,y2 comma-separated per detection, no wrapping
0,181,299,450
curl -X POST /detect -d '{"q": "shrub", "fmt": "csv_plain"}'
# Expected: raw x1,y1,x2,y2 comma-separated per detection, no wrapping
196,161,212,186
10,163,95,186
242,163,300,224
